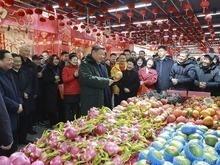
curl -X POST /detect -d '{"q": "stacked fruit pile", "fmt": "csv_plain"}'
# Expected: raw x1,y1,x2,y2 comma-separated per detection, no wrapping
135,123,220,165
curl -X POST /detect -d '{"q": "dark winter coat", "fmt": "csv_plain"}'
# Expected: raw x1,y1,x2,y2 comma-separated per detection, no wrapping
118,69,140,102
0,93,13,146
0,68,23,131
79,54,110,115
155,56,174,92
11,69,32,115
169,59,196,91
42,65,61,113
194,64,220,95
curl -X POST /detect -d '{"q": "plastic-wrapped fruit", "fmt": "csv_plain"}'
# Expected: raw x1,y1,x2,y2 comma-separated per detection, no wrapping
214,141,220,155
154,137,167,146
169,140,184,152
137,149,149,161
134,159,147,165
192,161,210,165
163,146,179,162
173,156,191,165
181,124,197,135
151,141,164,151
205,134,218,147
172,136,186,145
147,150,164,165
203,152,218,165
188,133,203,141
184,143,204,161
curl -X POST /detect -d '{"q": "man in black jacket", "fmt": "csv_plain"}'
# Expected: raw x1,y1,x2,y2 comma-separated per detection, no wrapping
194,53,220,96
155,46,174,92
170,50,196,91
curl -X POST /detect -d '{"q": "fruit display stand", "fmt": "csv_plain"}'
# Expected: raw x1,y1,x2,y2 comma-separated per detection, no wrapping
1,94,220,164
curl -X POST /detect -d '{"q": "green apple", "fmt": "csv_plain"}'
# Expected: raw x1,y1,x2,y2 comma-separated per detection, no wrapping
165,146,179,156
188,133,203,141
204,152,218,162
172,135,185,142
205,134,218,147
154,137,167,145
176,130,187,139
197,125,208,132
169,140,184,152
134,160,147,165
189,144,203,157
173,156,191,165
153,150,163,160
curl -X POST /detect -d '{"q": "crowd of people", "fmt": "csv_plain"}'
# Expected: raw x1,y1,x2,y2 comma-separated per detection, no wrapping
0,45,220,157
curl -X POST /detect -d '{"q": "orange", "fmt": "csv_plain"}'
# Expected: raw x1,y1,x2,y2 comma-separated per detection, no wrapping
194,106,202,112
206,108,215,116
200,110,211,118
203,116,214,127
182,110,188,117
201,105,208,110
192,110,200,119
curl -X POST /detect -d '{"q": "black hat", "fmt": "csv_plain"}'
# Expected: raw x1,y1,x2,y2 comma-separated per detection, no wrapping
203,53,214,60
32,55,41,61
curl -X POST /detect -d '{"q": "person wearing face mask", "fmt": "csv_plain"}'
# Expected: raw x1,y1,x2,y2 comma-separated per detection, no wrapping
42,55,63,127
62,53,80,121
138,58,158,92
169,50,196,91
117,58,140,103
194,54,220,96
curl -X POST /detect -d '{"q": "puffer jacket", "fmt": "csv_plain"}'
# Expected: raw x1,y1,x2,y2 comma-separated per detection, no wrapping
194,64,220,95
169,59,196,91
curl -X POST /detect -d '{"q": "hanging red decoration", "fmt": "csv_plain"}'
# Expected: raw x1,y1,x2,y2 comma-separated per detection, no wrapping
97,0,104,7
204,14,212,23
160,0,167,7
0,1,4,7
127,2,135,10
204,9,210,15
127,11,134,21
152,8,159,18
178,17,185,24
92,28,98,32
139,9,147,19
17,9,25,17
77,7,84,15
73,26,78,30
116,13,123,23
96,32,101,37
35,8,42,15
186,11,194,18
58,1,66,8
66,13,74,18
48,15,55,20
59,22,65,26
66,21,73,26
45,4,54,12
167,5,175,16
179,0,184,6
57,14,64,20
68,1,76,8
25,9,33,15
142,0,151,4
81,24,86,29
112,2,120,9
82,0,90,5
173,12,181,18
200,0,210,13
75,20,81,24
86,29,91,34
182,3,191,15
39,17,46,22
4,0,14,6
104,15,111,21
146,21,152,27
96,16,103,22
88,8,96,15
100,6,108,13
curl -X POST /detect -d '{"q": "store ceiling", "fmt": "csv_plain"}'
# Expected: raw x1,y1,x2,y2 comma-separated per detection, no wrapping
13,0,220,49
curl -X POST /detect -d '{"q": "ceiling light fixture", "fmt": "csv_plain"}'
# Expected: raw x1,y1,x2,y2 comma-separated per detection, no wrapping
196,11,220,17
201,24,220,28
133,19,168,25
108,2,151,13
205,31,220,35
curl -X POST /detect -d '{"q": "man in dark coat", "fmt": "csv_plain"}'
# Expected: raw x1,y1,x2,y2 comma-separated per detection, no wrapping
19,46,38,134
155,46,174,92
0,49,23,156
79,46,114,115
0,93,13,155
169,50,196,91
194,53,220,96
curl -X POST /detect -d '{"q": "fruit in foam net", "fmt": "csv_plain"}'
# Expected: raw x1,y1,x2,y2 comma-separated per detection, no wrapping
150,141,164,151
163,146,179,162
173,156,191,165
192,161,210,165
188,133,203,141
205,134,218,147
169,140,184,152
203,152,218,165
184,143,204,161
147,150,164,165
154,137,167,146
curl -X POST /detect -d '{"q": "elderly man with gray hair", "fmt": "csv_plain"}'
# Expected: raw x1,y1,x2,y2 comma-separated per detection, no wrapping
169,50,196,91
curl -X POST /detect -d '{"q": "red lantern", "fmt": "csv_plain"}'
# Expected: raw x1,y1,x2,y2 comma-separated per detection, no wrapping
127,11,134,21
58,1,66,8
178,17,185,24
4,0,14,6
92,28,98,32
48,15,55,21
17,9,25,17
160,0,167,7
73,26,78,30
139,9,147,19
66,21,73,26
68,1,76,8
100,6,108,13
200,0,210,13
204,14,212,23
82,0,90,5
88,8,96,15
96,16,103,22
152,8,159,18
173,12,181,18
104,15,110,21
116,13,123,23
86,29,91,34
25,9,33,15
66,13,73,18
0,1,4,7
75,20,81,24
35,8,42,15
167,5,175,16
45,4,54,12
59,22,65,26
81,24,86,29
77,7,84,15
57,14,64,20
186,11,194,18
96,32,101,36
39,17,46,22
127,2,135,10
182,3,191,15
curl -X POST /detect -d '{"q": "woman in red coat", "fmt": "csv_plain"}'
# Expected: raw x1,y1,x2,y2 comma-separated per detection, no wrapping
138,58,158,91
62,53,80,121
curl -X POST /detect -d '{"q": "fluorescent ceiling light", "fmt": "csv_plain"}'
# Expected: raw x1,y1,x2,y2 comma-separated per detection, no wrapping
201,24,220,28
77,16,96,20
112,24,125,28
133,19,168,25
208,38,219,41
53,3,69,9
197,11,220,17
108,2,151,13
205,31,220,35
